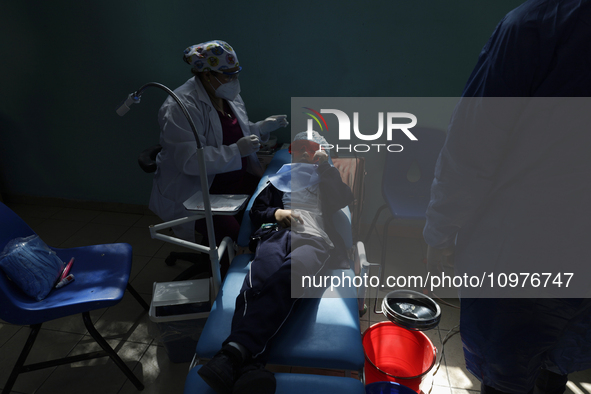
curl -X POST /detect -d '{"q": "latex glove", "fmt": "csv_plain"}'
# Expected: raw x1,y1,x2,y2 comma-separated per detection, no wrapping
274,209,303,228
236,135,260,157
259,115,289,135
426,245,455,276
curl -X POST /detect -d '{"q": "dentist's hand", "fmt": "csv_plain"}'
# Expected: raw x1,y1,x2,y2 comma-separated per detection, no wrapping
236,135,260,157
259,115,289,135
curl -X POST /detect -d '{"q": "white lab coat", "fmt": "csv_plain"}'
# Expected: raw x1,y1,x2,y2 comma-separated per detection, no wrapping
149,77,268,242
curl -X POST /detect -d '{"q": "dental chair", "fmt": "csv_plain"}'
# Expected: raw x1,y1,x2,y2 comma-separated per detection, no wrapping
183,149,366,394
185,366,365,394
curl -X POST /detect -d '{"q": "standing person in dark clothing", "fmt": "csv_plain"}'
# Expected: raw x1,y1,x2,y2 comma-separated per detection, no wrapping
424,1,591,393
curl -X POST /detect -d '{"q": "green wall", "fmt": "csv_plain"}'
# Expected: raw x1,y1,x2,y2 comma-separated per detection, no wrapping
0,0,523,206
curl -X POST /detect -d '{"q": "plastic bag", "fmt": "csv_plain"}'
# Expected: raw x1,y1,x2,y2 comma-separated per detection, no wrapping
0,235,64,301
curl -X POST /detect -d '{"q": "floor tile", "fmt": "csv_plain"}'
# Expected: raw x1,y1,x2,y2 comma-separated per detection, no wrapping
49,207,102,222
444,334,479,390
131,255,151,283
12,216,46,232
94,293,153,345
34,335,149,394
428,385,453,394
41,308,107,336
133,214,162,229
91,211,143,227
118,344,190,394
448,372,591,394
116,226,165,257
569,368,591,381
0,328,84,394
567,382,591,394
59,222,130,248
424,329,450,388
381,238,425,277
568,370,591,393
4,203,62,220
436,298,461,331
0,323,21,348
29,219,87,247
360,318,371,334
130,257,197,295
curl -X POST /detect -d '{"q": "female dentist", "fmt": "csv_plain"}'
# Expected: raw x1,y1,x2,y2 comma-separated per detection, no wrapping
149,40,288,274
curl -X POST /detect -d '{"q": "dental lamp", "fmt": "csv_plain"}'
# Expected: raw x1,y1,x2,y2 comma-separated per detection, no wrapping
116,82,224,295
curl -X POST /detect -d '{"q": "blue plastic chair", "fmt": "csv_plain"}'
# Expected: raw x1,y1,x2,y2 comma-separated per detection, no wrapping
365,127,446,275
0,202,149,393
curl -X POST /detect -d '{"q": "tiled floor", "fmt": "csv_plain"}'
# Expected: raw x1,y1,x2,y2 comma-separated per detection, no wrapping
1,202,590,394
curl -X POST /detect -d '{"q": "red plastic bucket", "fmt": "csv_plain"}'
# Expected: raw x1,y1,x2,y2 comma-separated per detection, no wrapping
362,322,437,393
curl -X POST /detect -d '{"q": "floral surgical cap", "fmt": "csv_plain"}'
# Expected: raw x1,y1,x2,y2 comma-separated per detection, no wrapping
183,40,240,72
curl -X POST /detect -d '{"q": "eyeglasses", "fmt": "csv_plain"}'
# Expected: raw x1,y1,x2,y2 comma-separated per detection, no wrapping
213,66,242,83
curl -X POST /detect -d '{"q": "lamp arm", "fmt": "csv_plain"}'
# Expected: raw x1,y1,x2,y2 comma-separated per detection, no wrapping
120,82,222,294
133,82,203,149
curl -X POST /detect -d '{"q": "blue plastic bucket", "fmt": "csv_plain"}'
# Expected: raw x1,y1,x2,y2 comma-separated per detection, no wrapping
366,381,417,394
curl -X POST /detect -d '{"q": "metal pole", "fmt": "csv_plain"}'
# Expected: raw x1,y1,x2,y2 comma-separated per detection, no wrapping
130,82,221,296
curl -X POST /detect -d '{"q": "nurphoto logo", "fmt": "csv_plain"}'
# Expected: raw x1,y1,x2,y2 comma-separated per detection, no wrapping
302,107,418,153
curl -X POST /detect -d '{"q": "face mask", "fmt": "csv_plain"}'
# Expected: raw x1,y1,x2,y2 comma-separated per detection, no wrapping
213,77,241,101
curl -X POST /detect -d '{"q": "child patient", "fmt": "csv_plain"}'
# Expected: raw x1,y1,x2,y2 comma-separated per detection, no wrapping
198,131,354,394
